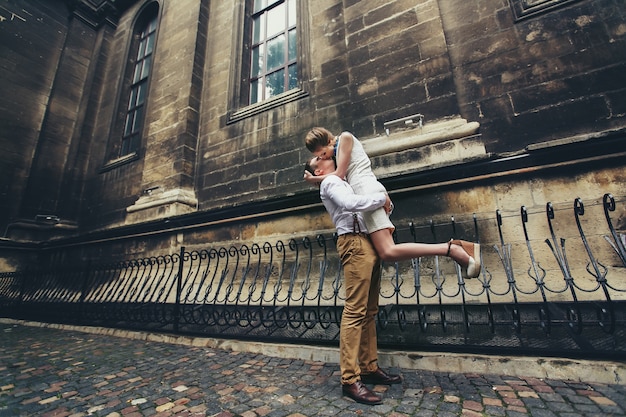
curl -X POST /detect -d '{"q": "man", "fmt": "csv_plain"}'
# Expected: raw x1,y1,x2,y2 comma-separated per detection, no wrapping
306,156,401,405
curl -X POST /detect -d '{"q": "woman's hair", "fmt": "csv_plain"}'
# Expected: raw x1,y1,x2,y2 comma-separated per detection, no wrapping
305,127,334,152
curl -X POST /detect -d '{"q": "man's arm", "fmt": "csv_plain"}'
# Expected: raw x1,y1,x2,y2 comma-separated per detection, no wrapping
321,175,387,212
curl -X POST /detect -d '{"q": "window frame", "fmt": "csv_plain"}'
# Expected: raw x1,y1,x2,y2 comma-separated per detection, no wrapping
120,15,157,157
226,0,308,124
102,1,160,171
509,0,583,21
248,0,298,105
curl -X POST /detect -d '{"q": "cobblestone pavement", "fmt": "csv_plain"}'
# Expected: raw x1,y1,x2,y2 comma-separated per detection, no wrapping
1,323,625,417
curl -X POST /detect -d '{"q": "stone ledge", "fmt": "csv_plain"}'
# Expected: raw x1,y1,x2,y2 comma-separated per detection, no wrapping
125,187,198,225
373,134,488,180
526,126,626,151
363,117,481,157
2,219,79,243
360,117,487,180
126,188,198,214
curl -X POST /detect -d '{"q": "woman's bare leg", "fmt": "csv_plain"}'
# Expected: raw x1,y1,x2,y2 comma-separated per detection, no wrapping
368,229,471,266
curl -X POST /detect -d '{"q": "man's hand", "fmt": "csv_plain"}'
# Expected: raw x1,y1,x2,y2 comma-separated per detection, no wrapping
384,195,394,214
304,170,323,184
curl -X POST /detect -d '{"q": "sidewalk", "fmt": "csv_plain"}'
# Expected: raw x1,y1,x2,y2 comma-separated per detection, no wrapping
1,321,625,417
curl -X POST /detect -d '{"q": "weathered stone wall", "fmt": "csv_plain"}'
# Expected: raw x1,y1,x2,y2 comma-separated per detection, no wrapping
193,0,626,215
196,1,468,212
80,0,208,230
0,0,70,235
0,0,624,278
441,0,626,151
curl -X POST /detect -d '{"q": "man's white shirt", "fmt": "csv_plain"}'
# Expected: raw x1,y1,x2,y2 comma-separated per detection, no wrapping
319,175,386,235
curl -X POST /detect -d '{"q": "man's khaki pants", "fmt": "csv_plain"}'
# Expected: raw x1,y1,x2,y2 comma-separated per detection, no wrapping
336,233,381,385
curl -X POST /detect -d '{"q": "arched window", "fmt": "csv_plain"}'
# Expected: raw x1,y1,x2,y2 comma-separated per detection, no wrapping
118,3,159,158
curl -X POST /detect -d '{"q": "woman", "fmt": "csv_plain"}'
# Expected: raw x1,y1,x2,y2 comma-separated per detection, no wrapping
304,127,481,278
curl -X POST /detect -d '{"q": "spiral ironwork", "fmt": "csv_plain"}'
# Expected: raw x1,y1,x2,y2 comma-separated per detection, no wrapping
1,195,625,359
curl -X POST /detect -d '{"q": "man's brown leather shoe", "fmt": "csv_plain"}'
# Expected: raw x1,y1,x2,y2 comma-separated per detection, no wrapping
342,380,382,405
360,367,402,385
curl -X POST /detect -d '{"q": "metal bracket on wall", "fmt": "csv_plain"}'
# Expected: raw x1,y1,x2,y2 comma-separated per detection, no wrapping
384,114,424,136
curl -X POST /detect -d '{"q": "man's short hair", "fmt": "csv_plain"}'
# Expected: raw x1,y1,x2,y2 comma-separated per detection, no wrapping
304,160,316,176
304,156,335,177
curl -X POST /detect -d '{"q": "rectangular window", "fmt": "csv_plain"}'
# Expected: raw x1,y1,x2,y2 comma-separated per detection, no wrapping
509,0,582,21
249,0,297,104
120,16,157,156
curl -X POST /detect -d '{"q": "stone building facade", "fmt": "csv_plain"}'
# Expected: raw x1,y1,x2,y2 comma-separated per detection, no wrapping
1,0,625,271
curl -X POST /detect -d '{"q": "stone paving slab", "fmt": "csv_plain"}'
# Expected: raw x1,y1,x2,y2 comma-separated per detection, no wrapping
1,323,625,417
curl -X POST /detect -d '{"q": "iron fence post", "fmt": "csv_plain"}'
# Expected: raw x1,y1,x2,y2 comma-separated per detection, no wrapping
79,260,92,326
17,268,27,318
174,246,185,333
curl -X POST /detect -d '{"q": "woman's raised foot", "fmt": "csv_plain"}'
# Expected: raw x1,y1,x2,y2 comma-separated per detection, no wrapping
447,239,481,278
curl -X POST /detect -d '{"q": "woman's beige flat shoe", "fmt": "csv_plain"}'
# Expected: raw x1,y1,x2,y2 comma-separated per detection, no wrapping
447,239,481,278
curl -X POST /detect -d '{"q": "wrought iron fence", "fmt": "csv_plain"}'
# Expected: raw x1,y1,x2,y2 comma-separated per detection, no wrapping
1,194,625,359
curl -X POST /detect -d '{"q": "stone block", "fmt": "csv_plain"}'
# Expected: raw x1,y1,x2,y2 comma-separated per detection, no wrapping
347,10,418,50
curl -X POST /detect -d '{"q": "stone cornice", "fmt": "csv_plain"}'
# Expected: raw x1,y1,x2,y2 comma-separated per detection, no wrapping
69,0,136,29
